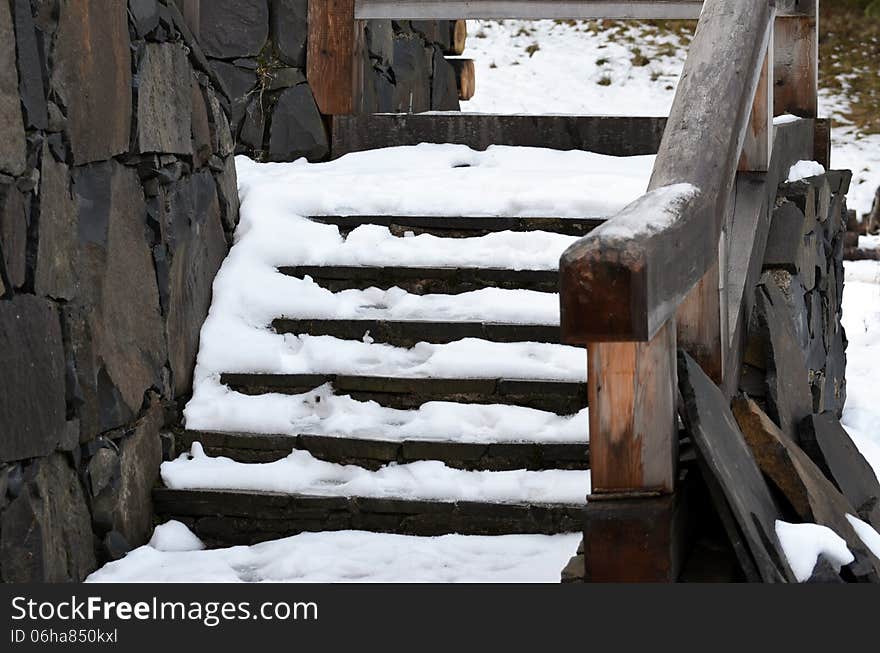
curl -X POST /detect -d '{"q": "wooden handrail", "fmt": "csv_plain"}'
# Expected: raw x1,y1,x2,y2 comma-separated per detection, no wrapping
559,0,774,343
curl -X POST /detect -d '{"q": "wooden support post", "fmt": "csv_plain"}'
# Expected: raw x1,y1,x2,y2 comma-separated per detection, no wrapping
774,0,818,118
587,320,678,495
307,0,363,115
676,262,724,384
447,58,476,101
739,27,773,173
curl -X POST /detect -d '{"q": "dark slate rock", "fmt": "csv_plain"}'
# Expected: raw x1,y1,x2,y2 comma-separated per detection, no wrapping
0,184,28,289
164,171,227,396
12,0,48,130
0,0,27,176
392,35,432,113
102,530,132,561
755,280,813,441
200,0,269,59
204,85,235,157
239,94,268,154
431,47,459,111
269,0,307,67
86,444,120,497
806,558,846,583
0,295,67,462
129,0,161,38
69,161,166,439
0,454,96,582
209,60,256,130
114,402,163,545
823,327,847,415
214,154,239,232
264,67,306,91
799,413,880,527
366,20,394,65
678,351,795,583
35,145,77,300
733,396,880,582
50,0,131,165
764,200,806,270
268,84,329,162
138,43,193,155
191,79,212,168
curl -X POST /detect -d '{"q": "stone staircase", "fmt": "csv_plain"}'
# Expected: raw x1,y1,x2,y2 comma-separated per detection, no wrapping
154,213,601,550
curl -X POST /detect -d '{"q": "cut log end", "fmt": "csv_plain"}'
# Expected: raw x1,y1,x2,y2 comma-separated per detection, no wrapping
447,57,476,101
445,19,468,56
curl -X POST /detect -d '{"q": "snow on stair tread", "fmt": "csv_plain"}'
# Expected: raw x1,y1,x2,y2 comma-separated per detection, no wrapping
307,214,606,237
86,530,582,583
161,444,591,506
184,384,589,445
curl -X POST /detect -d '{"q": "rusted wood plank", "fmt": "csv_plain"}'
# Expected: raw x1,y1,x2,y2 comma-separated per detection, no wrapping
587,320,677,494
307,0,362,115
560,0,774,343
774,2,819,118
331,114,668,158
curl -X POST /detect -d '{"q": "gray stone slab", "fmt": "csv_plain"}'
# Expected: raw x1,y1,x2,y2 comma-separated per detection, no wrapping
137,43,193,155
0,0,26,176
268,84,329,162
35,146,77,300
269,0,307,67
200,0,269,59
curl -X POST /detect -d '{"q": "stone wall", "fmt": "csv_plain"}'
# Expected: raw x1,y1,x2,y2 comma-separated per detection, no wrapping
199,1,461,162
742,170,851,435
0,0,238,581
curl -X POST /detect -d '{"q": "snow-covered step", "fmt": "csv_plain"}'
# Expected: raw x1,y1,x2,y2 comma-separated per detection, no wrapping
307,214,605,238
272,318,564,347
87,528,583,583
219,373,588,414
278,264,560,294
177,430,590,471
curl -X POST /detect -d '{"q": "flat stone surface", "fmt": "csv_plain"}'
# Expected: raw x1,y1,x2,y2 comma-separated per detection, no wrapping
35,146,77,300
0,454,96,582
391,35,432,113
269,0,307,67
114,403,163,546
208,61,255,130
756,281,814,442
268,84,329,162
0,0,26,176
733,396,880,582
0,184,28,289
214,154,239,231
764,200,806,270
799,413,880,528
129,0,161,38
50,0,131,165
0,295,67,462
12,0,47,130
431,47,459,111
138,43,193,155
191,79,212,168
678,351,794,583
200,0,269,59
69,161,166,438
164,171,227,396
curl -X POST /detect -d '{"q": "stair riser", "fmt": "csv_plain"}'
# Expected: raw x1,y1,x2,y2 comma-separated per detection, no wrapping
177,431,590,471
273,318,565,347
308,215,604,238
279,266,560,294
154,489,584,545
220,374,588,415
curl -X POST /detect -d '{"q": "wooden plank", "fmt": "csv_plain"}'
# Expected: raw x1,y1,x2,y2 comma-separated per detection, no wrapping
357,0,818,19
307,0,362,115
676,261,724,383
677,352,795,583
739,31,773,173
559,0,774,342
447,57,475,100
331,114,668,158
774,3,818,118
587,319,677,494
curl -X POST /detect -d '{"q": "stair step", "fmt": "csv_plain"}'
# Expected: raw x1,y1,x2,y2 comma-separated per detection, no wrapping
272,318,563,346
279,265,560,294
177,430,590,471
331,113,667,158
219,373,588,414
308,215,604,238
153,488,583,545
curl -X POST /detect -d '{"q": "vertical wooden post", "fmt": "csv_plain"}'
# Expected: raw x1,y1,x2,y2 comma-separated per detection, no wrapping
740,26,774,173
584,320,681,582
774,0,818,118
307,0,362,115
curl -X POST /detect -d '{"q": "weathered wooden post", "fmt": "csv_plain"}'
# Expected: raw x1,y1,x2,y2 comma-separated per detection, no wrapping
774,0,819,119
306,0,363,115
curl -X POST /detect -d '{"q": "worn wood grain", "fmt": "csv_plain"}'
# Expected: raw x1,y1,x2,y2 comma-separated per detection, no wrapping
307,0,362,115
774,5,818,118
447,58,475,100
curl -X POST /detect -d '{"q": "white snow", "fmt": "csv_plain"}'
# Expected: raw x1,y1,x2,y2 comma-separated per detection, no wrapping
591,183,699,240
148,520,205,552
86,529,582,583
845,514,880,560
773,114,802,125
787,160,827,183
775,520,854,582
161,443,590,506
